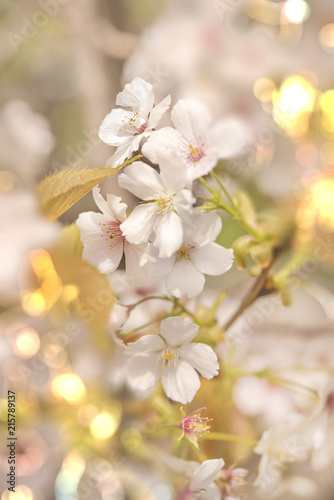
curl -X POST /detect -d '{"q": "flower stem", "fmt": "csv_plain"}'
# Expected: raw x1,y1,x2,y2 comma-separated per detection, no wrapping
199,177,264,240
122,318,161,337
128,296,173,309
202,432,257,447
199,176,216,195
210,171,236,209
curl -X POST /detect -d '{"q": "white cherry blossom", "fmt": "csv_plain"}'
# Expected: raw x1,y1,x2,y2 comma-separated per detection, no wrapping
99,77,171,165
254,413,313,492
76,186,147,283
149,211,234,298
187,459,225,500
143,98,248,179
119,149,195,258
126,316,219,404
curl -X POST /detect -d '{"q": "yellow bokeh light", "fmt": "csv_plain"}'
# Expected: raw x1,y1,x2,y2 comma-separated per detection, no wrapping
320,90,334,134
297,178,334,233
14,328,40,358
52,374,87,405
1,485,33,500
320,90,334,112
21,292,46,316
272,76,315,136
311,179,334,232
63,452,86,474
281,0,310,24
62,284,79,303
90,412,119,439
253,78,276,103
319,24,334,51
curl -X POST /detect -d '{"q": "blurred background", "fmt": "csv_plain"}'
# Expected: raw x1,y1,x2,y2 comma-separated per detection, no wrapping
1,0,334,499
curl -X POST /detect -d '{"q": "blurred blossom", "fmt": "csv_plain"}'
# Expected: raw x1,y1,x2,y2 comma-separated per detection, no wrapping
0,191,60,293
0,101,55,186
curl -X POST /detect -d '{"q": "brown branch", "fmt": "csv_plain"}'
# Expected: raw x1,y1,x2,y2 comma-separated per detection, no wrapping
223,253,279,332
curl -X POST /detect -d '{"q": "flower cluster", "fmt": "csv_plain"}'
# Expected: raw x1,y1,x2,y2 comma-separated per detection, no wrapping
72,77,333,499
77,77,238,293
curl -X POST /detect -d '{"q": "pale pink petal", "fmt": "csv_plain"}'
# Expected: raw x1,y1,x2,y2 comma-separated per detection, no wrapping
143,127,181,164
165,260,205,298
184,211,222,247
126,334,165,355
171,99,212,144
178,343,220,379
191,243,234,276
99,108,132,146
127,353,161,391
190,459,225,491
153,211,183,258
157,148,192,193
116,77,154,117
118,162,163,200
124,241,148,285
187,149,220,179
207,117,249,158
173,189,196,223
106,194,128,222
120,204,157,245
148,95,171,128
92,186,114,218
161,360,201,404
76,212,123,274
199,483,221,500
160,316,199,346
105,138,137,167
148,247,175,277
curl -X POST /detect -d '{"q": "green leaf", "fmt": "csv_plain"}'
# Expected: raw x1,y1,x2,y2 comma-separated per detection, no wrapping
35,155,142,221
35,166,119,221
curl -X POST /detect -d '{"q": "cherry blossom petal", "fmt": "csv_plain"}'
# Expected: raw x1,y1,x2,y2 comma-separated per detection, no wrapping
77,212,123,274
207,117,249,158
124,242,148,285
120,204,157,244
105,138,137,167
198,483,222,500
126,334,165,355
178,343,219,379
118,162,163,200
173,189,196,223
99,108,133,146
154,148,192,193
148,247,175,277
191,243,234,276
184,211,222,247
187,149,220,179
165,260,205,298
148,95,171,128
160,316,199,346
106,194,128,222
153,211,183,258
143,127,181,164
189,459,225,491
92,186,115,219
171,99,212,144
116,77,155,117
161,360,201,404
127,353,161,391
